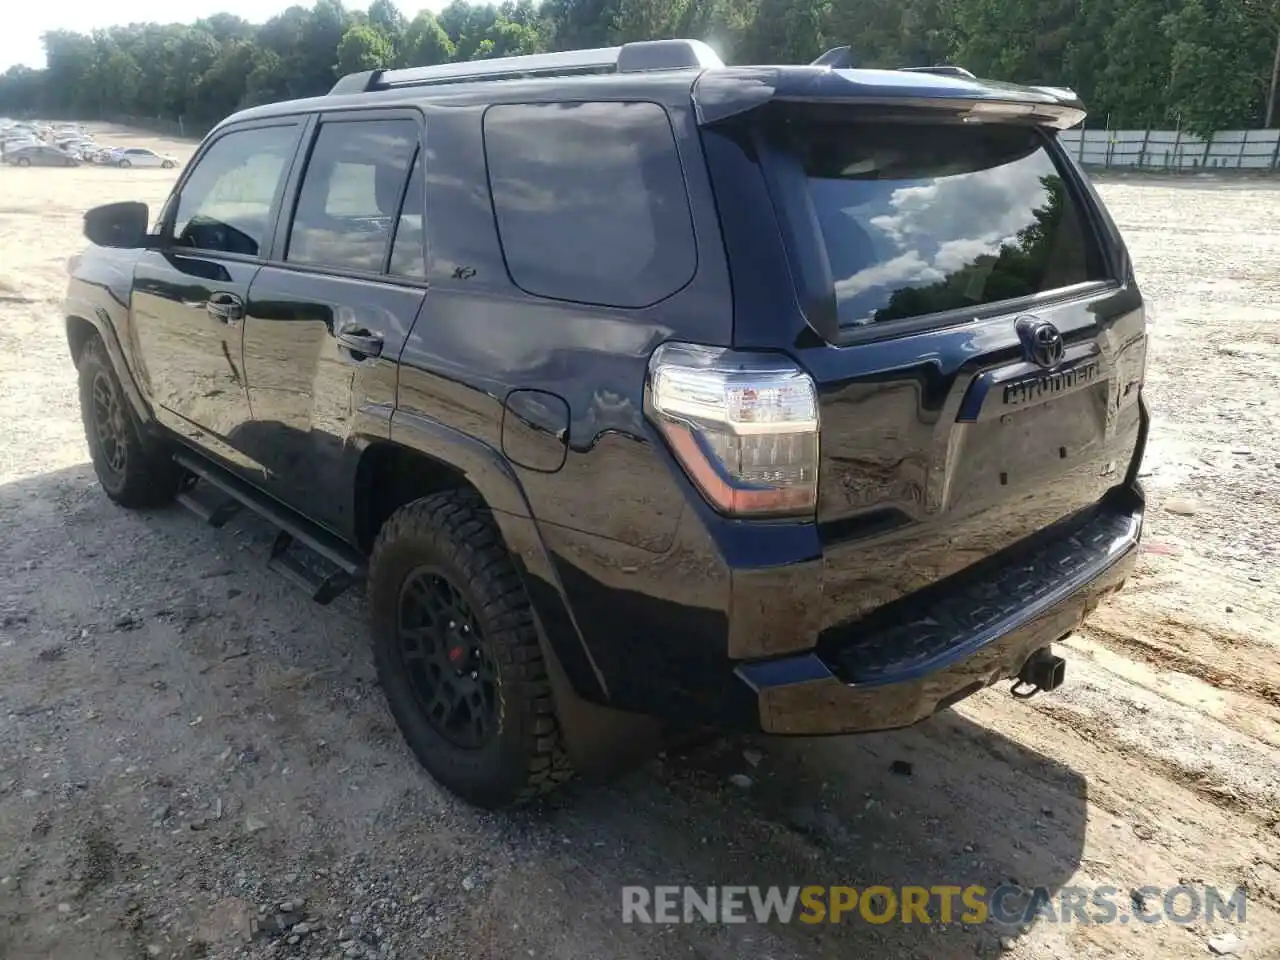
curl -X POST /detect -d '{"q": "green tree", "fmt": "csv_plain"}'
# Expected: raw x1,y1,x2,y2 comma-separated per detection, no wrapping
337,23,395,73
1163,0,1277,133
399,10,455,67
368,0,408,35
195,39,259,118
944,0,1085,84
739,0,828,64
1088,0,1177,127
824,0,949,68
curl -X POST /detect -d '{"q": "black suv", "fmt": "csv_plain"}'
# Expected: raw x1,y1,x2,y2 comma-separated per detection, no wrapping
65,39,1148,808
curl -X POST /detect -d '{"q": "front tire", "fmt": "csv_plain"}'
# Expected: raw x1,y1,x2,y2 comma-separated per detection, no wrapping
16,157,29,167
78,338,183,508
368,491,573,808
162,160,175,169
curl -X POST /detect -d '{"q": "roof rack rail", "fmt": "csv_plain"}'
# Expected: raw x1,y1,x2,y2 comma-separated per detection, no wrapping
329,39,724,95
899,65,977,79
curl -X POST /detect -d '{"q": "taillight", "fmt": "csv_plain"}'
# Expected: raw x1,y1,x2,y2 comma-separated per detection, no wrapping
646,342,819,518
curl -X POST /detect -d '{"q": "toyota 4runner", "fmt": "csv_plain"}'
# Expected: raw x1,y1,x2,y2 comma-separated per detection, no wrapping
65,39,1148,808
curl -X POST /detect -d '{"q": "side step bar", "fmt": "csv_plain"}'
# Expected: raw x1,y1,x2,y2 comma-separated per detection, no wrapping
267,530,355,605
175,487,242,528
173,451,367,605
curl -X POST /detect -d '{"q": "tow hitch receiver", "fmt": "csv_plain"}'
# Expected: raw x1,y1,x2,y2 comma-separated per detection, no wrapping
1011,648,1067,699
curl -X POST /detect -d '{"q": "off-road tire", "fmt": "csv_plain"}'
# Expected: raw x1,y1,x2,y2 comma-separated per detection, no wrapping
77,338,183,508
368,491,574,808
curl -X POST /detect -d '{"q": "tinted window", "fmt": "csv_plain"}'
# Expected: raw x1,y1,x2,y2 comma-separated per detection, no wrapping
779,120,1106,329
484,102,695,308
287,119,419,273
172,124,298,257
388,150,425,279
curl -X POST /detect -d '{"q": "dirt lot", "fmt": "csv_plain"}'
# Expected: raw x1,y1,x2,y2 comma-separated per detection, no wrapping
0,125,1277,960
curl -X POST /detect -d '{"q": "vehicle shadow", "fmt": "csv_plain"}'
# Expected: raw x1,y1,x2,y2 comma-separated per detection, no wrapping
521,709,1086,958
0,463,1087,960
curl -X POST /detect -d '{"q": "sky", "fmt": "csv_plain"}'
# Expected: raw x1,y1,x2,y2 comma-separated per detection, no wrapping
4,0,443,71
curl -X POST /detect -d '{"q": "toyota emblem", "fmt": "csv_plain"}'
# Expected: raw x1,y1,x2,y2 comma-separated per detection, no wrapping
1015,317,1065,369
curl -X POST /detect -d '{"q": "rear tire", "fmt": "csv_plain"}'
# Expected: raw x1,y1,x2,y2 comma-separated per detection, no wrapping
368,491,573,808
16,157,29,167
77,338,183,508
118,159,131,168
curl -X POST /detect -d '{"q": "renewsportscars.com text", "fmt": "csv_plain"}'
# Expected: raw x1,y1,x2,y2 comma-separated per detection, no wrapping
621,884,1248,926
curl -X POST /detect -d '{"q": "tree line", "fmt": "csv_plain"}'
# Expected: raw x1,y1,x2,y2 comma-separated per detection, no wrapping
0,0,1277,137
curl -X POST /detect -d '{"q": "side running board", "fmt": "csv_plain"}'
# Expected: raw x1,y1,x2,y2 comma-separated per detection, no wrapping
172,451,367,605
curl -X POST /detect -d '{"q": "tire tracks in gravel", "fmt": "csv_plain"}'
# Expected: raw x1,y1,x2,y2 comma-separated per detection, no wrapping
957,691,1280,911
1019,645,1280,829
1071,620,1280,711
1029,699,1267,823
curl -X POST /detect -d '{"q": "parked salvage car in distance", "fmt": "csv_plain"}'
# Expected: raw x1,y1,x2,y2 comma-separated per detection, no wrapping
56,137,97,155
115,146,178,168
1,137,38,156
5,143,79,166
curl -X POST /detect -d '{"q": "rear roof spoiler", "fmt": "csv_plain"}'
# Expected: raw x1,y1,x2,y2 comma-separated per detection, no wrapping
692,65,1086,129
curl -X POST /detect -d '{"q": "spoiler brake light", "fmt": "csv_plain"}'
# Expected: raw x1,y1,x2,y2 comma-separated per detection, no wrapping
962,100,1085,128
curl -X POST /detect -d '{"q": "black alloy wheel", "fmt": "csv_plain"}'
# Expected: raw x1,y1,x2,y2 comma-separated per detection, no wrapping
368,490,574,807
90,368,128,476
397,567,498,750
76,338,183,508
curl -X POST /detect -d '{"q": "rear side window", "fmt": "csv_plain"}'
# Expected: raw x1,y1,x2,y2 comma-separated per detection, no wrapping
484,101,696,308
287,119,419,273
775,119,1107,330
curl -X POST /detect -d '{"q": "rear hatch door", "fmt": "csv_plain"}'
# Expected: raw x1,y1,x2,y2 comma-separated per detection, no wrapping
699,73,1148,634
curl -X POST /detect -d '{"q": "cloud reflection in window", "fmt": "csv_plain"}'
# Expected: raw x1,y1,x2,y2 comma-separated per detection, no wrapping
794,122,1102,328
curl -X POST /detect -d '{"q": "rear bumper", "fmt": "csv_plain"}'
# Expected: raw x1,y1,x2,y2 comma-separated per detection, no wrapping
734,488,1143,735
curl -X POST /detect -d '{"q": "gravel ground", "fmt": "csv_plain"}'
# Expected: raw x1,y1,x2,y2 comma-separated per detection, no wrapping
0,129,1278,960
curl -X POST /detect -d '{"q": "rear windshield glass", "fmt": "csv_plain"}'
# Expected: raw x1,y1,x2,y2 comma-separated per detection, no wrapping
777,120,1107,330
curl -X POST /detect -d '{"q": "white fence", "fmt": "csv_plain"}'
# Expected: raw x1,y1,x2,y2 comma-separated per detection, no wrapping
1058,128,1280,171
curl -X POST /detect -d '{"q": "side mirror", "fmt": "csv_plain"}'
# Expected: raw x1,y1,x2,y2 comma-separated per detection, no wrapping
84,201,151,248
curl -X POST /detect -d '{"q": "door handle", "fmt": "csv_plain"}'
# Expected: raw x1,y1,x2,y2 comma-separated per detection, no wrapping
207,292,244,324
335,328,384,359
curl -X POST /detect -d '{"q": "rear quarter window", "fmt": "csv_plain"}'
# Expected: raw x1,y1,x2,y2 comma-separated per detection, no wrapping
483,101,696,309
774,118,1108,331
